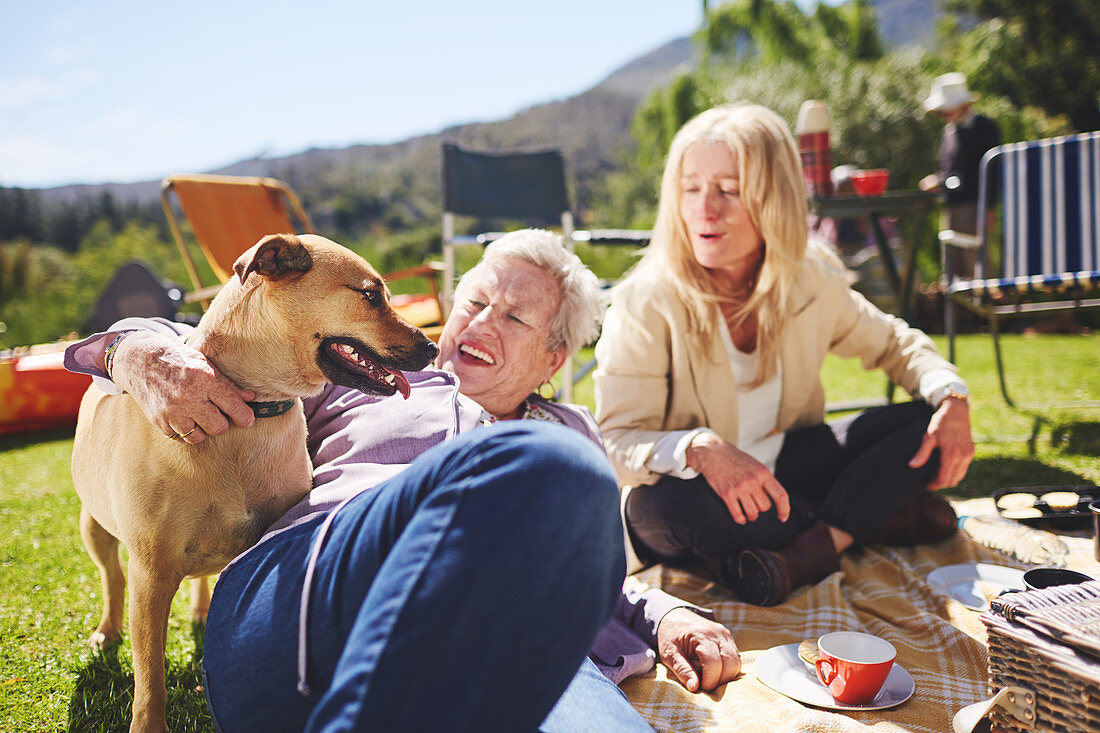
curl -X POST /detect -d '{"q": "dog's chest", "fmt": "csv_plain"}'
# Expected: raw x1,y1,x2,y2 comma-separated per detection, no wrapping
218,417,313,508
169,426,311,575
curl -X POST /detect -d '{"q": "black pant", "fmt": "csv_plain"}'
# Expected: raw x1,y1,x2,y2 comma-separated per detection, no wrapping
624,401,938,565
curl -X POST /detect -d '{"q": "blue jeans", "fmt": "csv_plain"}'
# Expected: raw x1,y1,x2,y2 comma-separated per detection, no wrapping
542,657,653,732
203,422,633,732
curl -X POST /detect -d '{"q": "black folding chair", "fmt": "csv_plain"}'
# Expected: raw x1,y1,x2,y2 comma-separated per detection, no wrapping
441,143,574,301
441,142,578,395
441,142,654,401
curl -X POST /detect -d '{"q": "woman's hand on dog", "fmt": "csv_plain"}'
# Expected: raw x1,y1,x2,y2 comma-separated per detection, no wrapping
110,331,256,444
684,432,790,525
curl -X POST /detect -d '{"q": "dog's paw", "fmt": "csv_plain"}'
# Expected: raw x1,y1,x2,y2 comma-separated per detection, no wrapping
88,628,122,649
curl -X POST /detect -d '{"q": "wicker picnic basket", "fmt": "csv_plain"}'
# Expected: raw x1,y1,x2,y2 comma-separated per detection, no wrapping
982,580,1100,732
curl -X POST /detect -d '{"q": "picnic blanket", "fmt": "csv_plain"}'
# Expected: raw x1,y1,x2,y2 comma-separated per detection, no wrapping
623,498,1100,733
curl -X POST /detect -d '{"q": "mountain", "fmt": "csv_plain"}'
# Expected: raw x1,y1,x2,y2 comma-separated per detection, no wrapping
34,37,697,228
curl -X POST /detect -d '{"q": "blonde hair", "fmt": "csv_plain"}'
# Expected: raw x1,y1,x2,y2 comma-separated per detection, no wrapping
632,103,809,385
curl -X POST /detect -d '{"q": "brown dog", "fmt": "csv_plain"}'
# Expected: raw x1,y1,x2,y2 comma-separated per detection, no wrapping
71,233,437,732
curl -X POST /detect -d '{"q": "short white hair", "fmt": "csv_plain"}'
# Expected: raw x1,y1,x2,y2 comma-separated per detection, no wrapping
456,229,603,355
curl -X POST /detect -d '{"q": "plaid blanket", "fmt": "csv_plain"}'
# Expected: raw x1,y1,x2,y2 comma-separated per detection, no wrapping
622,497,1100,733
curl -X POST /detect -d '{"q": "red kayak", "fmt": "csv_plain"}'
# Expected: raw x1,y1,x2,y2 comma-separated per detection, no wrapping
0,343,92,435
0,294,440,438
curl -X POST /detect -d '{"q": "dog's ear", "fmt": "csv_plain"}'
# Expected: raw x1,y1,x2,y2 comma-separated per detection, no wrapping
235,234,313,284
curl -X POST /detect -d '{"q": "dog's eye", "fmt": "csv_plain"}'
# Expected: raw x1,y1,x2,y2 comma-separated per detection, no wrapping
348,286,384,305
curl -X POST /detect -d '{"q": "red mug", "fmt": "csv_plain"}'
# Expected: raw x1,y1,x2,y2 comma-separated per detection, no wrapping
814,631,896,705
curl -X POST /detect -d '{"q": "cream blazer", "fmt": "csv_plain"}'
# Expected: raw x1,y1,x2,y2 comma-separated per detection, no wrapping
594,245,958,492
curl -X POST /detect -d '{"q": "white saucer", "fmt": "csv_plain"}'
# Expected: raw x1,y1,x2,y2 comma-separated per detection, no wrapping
926,563,1025,611
755,643,915,711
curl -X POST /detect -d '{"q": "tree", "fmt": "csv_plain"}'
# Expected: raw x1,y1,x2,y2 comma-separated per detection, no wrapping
715,50,940,189
590,0,934,229
702,0,884,66
941,0,1100,132
0,188,44,242
634,73,711,174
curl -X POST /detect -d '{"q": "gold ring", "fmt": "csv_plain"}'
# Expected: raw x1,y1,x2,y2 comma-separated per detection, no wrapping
167,427,198,441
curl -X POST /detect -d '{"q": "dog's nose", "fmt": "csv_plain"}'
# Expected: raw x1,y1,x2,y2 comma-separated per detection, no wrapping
418,338,439,364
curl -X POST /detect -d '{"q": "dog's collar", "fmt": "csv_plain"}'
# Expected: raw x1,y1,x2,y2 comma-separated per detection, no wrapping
248,399,297,419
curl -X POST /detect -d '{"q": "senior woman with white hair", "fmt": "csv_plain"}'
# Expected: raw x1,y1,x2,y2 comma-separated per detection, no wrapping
438,230,741,698
437,229,602,422
64,229,739,731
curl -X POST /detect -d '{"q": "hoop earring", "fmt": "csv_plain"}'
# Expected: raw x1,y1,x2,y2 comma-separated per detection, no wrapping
538,381,555,400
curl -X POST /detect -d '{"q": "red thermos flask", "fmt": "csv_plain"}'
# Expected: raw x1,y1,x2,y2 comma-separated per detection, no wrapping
796,101,833,197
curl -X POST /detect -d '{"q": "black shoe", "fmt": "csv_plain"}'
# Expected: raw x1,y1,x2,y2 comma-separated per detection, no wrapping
732,548,791,607
727,522,841,607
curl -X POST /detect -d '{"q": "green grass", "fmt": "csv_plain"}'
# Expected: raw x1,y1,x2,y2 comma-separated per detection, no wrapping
819,333,1100,497
0,430,211,732
2,333,1097,730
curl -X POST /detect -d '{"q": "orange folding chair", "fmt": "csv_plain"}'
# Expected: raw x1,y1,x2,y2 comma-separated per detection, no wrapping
161,174,314,304
161,173,444,337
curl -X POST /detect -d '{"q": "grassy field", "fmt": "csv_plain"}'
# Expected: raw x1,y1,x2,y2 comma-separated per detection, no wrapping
1,333,1097,731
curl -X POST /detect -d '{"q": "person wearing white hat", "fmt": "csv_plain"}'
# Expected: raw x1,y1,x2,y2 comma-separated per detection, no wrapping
919,72,1000,280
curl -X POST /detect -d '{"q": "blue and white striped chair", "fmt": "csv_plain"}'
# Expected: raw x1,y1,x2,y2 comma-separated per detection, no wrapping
942,131,1100,405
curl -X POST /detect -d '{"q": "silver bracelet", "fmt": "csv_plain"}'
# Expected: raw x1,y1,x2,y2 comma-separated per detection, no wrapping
103,331,129,382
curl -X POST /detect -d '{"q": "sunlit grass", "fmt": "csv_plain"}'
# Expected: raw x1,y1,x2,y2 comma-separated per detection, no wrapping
0,430,211,732
820,333,1100,497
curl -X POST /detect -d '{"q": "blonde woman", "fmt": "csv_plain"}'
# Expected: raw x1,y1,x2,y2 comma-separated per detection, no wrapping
595,104,974,606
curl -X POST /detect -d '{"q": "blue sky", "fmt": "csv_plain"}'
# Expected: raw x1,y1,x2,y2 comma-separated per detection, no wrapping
2,1,711,188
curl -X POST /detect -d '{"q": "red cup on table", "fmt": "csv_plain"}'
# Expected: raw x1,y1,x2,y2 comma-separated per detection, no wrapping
850,169,890,196
814,631,896,705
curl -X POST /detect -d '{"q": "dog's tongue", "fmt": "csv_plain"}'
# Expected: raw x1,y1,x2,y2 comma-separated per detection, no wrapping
390,369,411,400
330,342,412,399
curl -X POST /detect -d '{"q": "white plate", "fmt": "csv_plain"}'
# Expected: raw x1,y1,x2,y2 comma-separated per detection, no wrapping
755,643,915,711
926,563,1025,611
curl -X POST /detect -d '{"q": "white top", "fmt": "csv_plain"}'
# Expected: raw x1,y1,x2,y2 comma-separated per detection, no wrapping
646,325,784,478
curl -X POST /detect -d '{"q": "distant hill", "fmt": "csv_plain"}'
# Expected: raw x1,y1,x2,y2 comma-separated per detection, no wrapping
34,37,697,230
26,0,939,233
